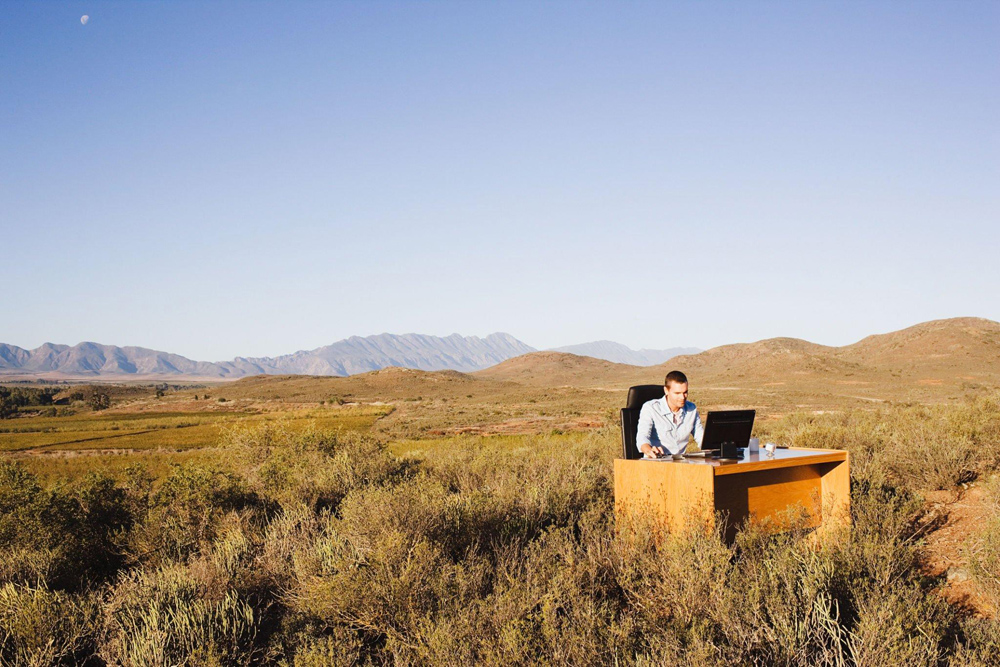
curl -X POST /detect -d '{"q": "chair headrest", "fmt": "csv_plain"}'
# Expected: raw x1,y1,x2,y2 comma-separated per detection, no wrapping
625,384,665,409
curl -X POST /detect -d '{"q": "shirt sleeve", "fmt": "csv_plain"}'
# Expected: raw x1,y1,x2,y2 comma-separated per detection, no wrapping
692,409,704,447
636,402,654,451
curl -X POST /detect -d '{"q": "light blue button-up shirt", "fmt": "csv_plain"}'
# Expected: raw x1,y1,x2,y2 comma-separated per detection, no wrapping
636,397,705,456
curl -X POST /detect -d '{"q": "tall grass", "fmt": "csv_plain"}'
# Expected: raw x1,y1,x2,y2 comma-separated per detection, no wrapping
1,396,999,664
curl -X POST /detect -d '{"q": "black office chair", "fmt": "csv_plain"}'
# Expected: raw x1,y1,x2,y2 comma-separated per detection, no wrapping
620,384,665,459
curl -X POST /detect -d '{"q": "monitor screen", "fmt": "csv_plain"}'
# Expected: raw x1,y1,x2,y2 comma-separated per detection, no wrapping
702,410,756,459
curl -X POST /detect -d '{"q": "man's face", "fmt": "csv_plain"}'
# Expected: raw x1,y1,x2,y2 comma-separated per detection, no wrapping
665,381,688,412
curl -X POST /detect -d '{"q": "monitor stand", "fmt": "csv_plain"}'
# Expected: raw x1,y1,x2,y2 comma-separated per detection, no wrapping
717,441,744,460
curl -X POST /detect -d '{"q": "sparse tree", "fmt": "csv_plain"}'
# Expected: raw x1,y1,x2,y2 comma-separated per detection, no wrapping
0,392,14,419
88,391,111,411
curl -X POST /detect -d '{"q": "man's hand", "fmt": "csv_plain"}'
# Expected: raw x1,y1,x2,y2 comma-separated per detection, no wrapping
640,443,666,458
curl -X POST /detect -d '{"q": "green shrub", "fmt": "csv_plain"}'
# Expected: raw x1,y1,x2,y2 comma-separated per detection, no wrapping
0,463,133,589
129,463,254,565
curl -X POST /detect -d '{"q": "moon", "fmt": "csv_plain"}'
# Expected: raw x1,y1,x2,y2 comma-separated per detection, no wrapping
81,15,89,25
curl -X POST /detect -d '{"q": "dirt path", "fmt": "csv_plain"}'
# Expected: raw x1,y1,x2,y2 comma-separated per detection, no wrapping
6,428,162,452
923,485,996,617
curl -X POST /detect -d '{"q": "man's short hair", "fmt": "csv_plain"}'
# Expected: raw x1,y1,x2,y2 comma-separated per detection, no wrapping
664,370,688,387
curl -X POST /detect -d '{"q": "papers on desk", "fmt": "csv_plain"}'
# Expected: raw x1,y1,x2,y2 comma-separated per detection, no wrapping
642,450,719,461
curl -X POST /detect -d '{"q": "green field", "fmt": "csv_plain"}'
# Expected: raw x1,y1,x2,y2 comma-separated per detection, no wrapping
0,405,391,454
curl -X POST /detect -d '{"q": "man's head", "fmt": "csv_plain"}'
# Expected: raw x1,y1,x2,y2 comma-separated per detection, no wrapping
664,370,689,412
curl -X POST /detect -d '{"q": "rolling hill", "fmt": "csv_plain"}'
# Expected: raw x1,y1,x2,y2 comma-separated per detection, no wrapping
475,351,640,388
479,318,1000,405
836,317,1000,370
73,317,1000,438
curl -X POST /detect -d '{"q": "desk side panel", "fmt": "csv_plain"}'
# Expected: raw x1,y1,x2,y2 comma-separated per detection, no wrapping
614,459,714,534
714,466,823,542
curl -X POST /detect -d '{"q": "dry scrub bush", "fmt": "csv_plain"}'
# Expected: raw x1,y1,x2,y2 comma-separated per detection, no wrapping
0,583,96,666
223,420,403,512
99,560,258,666
265,424,966,665
272,431,618,663
950,617,1000,666
967,476,1000,615
611,488,953,666
285,628,363,667
5,403,1000,664
758,395,1000,491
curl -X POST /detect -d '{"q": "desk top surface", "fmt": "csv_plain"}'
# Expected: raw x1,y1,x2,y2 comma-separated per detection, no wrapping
626,447,848,476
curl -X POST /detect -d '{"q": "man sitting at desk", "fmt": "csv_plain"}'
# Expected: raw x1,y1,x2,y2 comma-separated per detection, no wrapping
637,370,705,458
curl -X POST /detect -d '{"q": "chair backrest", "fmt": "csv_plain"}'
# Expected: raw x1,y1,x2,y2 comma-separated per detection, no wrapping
620,384,665,459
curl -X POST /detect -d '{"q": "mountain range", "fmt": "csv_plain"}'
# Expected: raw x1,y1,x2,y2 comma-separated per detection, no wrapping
0,333,535,379
7,318,993,389
0,333,699,379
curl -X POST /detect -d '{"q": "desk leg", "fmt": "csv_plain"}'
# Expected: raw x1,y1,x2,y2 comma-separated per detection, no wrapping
818,454,851,536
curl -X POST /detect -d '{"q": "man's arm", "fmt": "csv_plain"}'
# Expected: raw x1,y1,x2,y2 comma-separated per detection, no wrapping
636,403,665,457
692,409,705,447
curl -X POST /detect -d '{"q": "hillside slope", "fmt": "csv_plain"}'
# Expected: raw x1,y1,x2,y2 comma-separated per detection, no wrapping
475,351,641,387
481,318,1000,406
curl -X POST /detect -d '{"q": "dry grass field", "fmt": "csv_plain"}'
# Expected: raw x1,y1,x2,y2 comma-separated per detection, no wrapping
2,318,1000,665
0,407,390,454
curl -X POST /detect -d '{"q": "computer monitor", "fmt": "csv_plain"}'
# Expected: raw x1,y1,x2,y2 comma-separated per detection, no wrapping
701,410,756,460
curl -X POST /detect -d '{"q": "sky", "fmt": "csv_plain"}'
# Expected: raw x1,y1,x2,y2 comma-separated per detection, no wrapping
2,1,998,361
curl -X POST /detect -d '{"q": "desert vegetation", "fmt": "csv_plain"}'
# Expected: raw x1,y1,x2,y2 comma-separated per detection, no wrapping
1,391,1000,665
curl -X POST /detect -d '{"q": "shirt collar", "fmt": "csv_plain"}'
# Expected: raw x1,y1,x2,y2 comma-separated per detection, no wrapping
659,396,685,416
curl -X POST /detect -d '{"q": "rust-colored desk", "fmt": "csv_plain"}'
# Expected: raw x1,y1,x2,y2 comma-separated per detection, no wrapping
614,448,850,541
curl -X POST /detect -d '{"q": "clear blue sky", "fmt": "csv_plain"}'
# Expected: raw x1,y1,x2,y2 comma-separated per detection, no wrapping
2,1,997,361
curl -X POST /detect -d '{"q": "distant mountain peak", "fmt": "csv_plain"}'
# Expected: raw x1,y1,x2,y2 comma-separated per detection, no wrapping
550,341,701,366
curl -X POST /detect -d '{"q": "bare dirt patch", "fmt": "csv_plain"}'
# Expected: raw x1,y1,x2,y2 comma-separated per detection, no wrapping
923,485,995,617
